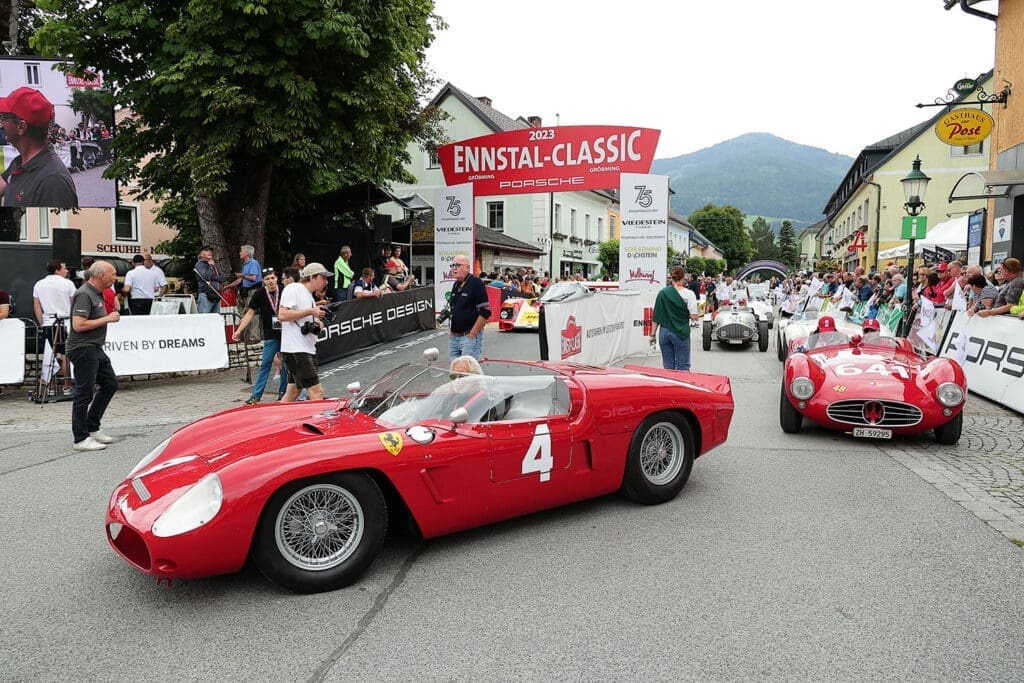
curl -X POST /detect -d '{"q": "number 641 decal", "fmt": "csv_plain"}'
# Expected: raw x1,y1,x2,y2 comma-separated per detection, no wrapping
521,424,552,482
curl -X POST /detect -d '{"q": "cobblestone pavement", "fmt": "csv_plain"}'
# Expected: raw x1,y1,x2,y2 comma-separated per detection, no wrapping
2,352,1022,544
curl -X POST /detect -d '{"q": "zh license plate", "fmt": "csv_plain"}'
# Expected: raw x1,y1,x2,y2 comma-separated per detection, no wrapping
728,339,744,345
853,427,892,439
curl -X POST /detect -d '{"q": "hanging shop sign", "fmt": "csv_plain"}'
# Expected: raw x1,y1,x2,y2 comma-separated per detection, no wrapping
934,108,993,147
438,125,660,196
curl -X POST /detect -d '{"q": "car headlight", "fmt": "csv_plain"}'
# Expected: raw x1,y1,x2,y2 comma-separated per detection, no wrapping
936,382,965,407
129,436,172,476
152,473,223,538
790,377,816,400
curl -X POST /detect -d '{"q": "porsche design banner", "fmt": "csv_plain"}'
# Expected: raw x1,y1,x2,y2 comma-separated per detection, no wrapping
434,183,475,313
619,173,668,291
438,126,660,196
543,290,656,365
940,312,1024,414
0,318,26,383
316,287,435,364
103,315,228,376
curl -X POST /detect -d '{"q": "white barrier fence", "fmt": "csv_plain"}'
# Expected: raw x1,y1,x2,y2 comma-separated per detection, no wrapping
939,312,1024,414
0,318,26,384
543,290,657,366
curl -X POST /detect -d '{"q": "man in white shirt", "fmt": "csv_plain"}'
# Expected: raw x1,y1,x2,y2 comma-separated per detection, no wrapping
33,258,77,393
143,253,168,297
122,254,162,314
278,262,330,402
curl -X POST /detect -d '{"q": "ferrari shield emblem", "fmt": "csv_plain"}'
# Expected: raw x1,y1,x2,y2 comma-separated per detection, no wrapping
378,431,403,456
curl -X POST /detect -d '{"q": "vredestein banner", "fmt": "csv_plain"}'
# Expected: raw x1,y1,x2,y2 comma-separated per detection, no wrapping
618,173,668,291
316,287,435,364
434,182,475,313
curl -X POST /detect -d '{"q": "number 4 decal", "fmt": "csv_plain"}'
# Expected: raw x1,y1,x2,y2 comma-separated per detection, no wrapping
521,424,553,482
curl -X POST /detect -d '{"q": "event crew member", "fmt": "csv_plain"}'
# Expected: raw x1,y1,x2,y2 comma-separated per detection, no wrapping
650,265,700,371
122,254,162,315
447,255,490,360
33,258,77,394
194,246,230,314
0,87,78,208
278,262,330,402
333,245,354,302
233,267,288,405
66,261,120,452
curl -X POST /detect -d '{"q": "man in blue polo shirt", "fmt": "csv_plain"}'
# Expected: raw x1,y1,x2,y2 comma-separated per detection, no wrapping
447,255,491,360
227,244,261,307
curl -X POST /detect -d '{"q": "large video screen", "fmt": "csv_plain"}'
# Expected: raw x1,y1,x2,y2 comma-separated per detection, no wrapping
0,56,117,209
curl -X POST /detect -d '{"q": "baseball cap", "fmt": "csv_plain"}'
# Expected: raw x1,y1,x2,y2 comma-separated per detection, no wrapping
936,262,948,271
0,87,55,129
862,318,881,332
301,262,330,278
817,316,836,333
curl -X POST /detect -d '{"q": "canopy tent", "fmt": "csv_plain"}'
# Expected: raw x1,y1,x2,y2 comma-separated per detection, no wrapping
877,215,968,259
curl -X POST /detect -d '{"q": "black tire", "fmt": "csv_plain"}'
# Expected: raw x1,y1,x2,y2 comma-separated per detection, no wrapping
620,412,695,505
253,471,387,593
779,384,803,433
934,411,963,445
702,320,712,351
757,321,769,352
777,329,786,362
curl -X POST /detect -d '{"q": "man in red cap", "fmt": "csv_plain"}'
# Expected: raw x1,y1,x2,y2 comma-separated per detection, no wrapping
0,87,78,208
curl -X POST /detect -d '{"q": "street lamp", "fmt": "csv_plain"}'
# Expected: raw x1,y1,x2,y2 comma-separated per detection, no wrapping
900,155,930,335
825,235,834,260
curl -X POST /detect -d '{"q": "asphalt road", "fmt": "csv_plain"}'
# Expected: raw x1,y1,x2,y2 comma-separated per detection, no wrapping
3,327,1023,680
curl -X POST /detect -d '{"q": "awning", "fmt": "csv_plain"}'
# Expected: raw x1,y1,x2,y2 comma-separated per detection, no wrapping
949,170,1024,201
393,193,433,212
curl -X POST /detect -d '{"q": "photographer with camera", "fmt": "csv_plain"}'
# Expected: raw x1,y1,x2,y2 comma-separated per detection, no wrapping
278,262,331,403
233,267,288,405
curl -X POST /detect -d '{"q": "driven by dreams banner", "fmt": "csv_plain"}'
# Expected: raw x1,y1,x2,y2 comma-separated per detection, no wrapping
103,314,228,375
619,173,668,291
316,286,435,364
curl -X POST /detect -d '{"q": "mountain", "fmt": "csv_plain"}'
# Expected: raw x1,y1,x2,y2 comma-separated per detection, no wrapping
651,133,853,231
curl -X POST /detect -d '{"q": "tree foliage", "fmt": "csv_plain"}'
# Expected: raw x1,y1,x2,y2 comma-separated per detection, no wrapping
777,220,799,269
598,239,619,277
68,86,115,127
32,0,447,267
687,204,751,273
748,217,779,263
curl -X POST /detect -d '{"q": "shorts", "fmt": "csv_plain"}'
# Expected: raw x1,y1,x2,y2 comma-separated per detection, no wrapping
281,352,320,389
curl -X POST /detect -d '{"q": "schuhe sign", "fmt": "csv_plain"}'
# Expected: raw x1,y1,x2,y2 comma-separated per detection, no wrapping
438,125,660,196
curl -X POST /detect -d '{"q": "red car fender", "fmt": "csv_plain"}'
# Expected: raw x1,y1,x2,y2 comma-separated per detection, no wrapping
782,353,827,401
915,356,968,396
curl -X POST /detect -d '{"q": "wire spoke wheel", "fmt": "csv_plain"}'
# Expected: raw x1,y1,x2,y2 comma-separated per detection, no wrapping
274,484,364,571
639,421,684,485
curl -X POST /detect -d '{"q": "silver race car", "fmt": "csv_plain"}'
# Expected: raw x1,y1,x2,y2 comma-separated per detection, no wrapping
702,298,770,352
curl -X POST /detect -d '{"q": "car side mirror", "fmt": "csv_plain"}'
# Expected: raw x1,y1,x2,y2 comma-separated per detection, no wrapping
346,381,360,395
448,407,469,426
422,347,440,362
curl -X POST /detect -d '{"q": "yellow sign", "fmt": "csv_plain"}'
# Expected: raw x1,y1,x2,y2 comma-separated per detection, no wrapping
934,108,993,146
378,431,403,456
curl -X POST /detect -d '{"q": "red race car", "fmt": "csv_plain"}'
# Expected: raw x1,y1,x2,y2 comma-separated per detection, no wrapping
780,333,966,444
107,352,735,593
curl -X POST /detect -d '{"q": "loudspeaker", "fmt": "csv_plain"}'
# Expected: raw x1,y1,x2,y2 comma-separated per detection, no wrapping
373,214,392,243
52,228,82,270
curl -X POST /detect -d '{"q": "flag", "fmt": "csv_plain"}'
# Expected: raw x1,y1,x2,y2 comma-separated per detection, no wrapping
950,280,968,312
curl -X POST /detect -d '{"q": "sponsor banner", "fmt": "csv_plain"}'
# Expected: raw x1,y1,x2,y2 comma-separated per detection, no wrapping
0,319,27,383
543,290,656,365
438,125,660,197
316,287,436,365
967,211,984,266
103,315,228,375
619,173,668,291
434,183,475,312
934,108,993,147
940,312,1024,414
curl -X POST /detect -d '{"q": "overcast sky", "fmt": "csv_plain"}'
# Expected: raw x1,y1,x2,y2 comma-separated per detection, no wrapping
426,0,997,160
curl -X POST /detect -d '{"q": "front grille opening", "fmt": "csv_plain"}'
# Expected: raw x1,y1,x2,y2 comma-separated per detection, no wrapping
111,524,151,571
826,399,923,427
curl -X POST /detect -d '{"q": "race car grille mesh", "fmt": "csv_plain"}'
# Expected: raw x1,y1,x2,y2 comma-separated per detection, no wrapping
717,323,754,340
826,399,923,427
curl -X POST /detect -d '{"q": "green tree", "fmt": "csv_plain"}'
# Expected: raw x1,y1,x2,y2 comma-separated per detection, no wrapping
748,217,779,263
688,204,751,273
598,239,619,277
68,86,115,127
33,0,446,267
778,220,799,269
686,256,705,276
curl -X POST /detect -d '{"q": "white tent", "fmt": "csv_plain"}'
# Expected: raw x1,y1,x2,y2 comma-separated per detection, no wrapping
877,215,968,259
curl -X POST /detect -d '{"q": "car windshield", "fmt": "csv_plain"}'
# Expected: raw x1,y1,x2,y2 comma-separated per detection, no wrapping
806,331,849,350
540,282,588,303
345,363,569,427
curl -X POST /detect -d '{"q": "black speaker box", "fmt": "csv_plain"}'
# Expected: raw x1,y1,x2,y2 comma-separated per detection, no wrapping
52,228,83,270
373,214,392,244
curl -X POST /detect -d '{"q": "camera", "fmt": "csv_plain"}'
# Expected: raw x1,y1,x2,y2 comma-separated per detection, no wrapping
436,304,452,325
300,321,320,336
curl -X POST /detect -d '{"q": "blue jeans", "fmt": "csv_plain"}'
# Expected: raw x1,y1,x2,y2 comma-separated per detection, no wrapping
659,327,692,371
250,338,288,401
67,345,118,443
449,332,484,360
198,295,220,314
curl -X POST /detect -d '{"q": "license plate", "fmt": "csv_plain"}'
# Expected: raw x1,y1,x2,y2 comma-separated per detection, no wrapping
728,339,743,345
853,427,892,439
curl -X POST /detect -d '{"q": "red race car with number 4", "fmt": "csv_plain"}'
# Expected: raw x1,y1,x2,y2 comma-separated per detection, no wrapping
107,350,735,593
780,334,966,444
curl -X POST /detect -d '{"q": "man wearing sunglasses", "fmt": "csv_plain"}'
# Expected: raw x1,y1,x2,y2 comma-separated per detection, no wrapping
446,255,490,360
0,87,78,208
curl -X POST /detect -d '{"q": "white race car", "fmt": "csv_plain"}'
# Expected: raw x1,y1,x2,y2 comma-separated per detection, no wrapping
776,308,893,361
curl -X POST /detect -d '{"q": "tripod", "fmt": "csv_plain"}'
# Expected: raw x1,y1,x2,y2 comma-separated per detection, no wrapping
35,318,74,405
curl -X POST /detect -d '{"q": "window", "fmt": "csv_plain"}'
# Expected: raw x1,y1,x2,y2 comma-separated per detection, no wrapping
26,63,40,85
19,212,28,241
487,201,504,232
39,209,51,240
950,140,984,157
425,148,440,169
114,206,138,241
570,209,577,237
584,214,591,241
553,204,562,235
598,217,604,242
610,215,617,238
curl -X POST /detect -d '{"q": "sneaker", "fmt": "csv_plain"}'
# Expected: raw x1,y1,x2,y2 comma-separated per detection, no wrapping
63,385,75,396
73,437,106,452
244,397,260,406
90,430,114,444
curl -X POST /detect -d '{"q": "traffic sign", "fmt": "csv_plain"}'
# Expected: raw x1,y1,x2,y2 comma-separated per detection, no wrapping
901,216,927,240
